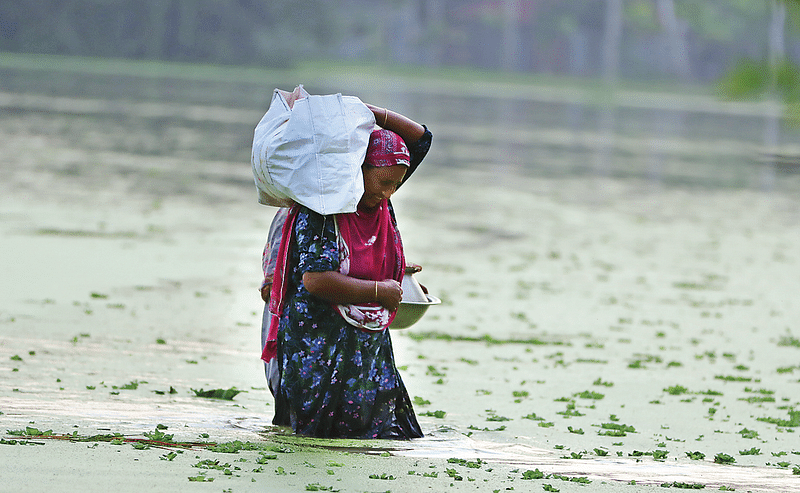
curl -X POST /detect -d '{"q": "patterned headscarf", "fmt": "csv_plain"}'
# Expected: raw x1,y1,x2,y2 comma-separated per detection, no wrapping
365,129,410,167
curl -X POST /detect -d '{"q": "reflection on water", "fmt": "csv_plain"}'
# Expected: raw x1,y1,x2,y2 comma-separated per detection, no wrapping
1,65,799,194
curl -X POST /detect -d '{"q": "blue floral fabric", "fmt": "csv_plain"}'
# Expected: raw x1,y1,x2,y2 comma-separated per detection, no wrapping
273,207,423,439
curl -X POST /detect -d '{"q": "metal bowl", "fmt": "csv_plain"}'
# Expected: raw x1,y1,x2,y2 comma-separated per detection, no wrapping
390,294,441,329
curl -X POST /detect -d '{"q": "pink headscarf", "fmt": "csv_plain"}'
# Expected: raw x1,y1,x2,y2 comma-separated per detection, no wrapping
365,129,410,168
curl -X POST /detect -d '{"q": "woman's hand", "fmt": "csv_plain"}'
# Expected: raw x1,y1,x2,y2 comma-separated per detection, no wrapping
376,279,402,311
260,274,274,302
260,284,271,303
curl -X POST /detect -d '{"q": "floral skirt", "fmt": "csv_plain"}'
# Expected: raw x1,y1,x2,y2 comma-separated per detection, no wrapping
273,303,422,439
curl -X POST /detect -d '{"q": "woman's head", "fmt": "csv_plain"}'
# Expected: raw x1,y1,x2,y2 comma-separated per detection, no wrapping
360,129,409,209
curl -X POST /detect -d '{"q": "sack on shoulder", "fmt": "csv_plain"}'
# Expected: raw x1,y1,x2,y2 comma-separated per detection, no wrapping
251,85,375,215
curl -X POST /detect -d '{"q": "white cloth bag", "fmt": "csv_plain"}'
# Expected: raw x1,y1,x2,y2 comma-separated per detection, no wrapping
251,86,375,215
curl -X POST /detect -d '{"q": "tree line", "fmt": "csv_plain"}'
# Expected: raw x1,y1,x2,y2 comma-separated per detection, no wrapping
0,0,798,84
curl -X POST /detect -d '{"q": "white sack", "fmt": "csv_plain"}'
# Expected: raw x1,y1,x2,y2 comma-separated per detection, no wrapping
251,86,375,215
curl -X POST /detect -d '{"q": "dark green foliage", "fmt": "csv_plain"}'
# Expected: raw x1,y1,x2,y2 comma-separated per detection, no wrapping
521,469,545,480
714,453,735,464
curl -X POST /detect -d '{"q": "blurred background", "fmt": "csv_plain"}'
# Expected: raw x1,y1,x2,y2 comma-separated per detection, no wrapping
1,0,800,191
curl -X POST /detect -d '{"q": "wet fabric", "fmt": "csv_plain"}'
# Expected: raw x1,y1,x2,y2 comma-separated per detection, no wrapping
272,206,422,439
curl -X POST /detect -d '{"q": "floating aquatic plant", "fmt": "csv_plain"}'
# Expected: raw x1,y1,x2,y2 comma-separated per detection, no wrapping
521,469,544,480
413,396,430,406
737,428,759,439
660,481,705,489
420,410,446,418
187,474,214,482
714,453,735,464
597,422,636,436
192,387,244,400
715,375,752,382
757,409,800,427
777,335,800,348
574,390,604,400
739,447,761,455
664,385,689,396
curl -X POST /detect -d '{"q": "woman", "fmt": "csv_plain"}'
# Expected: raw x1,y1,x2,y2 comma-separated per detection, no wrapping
262,104,431,439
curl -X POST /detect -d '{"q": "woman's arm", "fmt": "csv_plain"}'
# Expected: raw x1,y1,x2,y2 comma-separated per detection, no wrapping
303,271,402,312
365,103,425,146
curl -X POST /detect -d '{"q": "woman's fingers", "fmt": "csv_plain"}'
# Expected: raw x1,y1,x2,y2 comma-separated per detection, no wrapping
378,279,402,311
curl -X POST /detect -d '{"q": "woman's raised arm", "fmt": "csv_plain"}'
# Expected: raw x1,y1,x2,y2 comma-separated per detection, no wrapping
365,103,425,146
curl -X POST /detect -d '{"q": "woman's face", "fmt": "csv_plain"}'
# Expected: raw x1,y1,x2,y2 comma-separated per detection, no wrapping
360,165,407,209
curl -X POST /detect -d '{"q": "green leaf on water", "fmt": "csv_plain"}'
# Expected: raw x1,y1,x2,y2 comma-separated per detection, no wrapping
192,388,244,400
207,440,271,454
652,450,669,461
369,473,396,480
714,453,735,464
143,428,174,442
304,483,338,491
194,459,230,470
187,474,214,482
11,427,52,437
413,396,431,406
574,390,604,400
598,422,636,436
420,410,446,418
664,385,689,395
521,469,545,480
757,409,800,427
256,453,278,464
737,428,759,439
660,481,705,489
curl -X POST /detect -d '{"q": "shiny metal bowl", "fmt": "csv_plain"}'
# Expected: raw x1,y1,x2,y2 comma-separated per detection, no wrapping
390,294,441,329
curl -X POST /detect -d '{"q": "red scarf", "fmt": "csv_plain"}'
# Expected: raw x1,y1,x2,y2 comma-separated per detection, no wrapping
262,201,404,362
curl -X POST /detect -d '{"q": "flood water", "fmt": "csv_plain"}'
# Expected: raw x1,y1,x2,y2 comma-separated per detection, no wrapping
2,62,799,194
2,60,800,491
